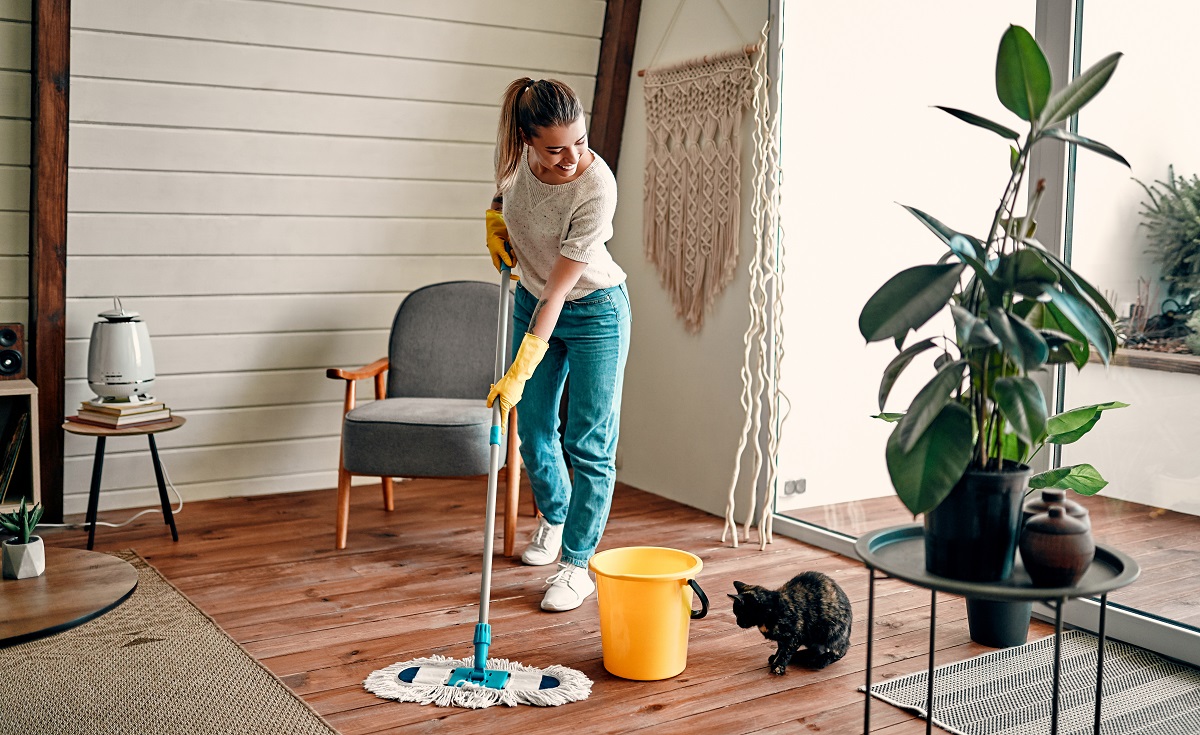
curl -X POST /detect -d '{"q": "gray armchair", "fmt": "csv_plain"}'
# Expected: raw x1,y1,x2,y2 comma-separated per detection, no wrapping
326,280,521,552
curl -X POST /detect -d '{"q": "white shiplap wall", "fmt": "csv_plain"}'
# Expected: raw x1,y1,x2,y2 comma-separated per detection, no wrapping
63,0,606,514
0,0,30,327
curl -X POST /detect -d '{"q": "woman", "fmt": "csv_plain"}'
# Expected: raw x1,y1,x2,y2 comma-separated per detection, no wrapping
485,78,631,612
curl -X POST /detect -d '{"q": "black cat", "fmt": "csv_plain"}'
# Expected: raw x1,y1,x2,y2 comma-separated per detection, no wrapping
729,572,852,675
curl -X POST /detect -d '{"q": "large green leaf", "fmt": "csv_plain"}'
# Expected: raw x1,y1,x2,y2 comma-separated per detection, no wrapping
1042,302,1091,368
935,106,1020,140
1029,464,1108,495
996,25,1051,122
1028,241,1118,321
1038,52,1122,128
898,359,967,452
1039,127,1130,168
1044,287,1113,363
878,337,938,412
998,248,1058,298
994,376,1047,445
886,402,974,516
1047,401,1129,443
901,206,987,253
988,307,1049,370
860,264,965,343
951,305,1000,350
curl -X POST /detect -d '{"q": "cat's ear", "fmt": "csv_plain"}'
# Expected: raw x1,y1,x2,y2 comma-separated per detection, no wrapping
728,593,742,602
733,580,750,593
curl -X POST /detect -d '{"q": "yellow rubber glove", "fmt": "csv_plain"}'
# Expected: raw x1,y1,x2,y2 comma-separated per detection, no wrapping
485,209,519,279
487,332,548,430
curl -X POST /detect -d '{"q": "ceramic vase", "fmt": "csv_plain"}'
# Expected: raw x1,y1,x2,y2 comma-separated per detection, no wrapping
1020,507,1094,587
2,535,46,579
1023,488,1088,525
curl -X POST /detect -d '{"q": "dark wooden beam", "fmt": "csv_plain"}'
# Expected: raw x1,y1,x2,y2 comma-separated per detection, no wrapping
29,0,70,523
590,0,642,175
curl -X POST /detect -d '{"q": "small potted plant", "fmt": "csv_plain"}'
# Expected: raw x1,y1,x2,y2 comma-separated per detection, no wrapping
858,25,1128,585
1,498,46,579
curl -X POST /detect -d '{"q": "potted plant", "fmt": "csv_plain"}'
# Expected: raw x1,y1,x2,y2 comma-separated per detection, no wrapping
1,497,46,579
858,25,1128,585
1137,166,1200,304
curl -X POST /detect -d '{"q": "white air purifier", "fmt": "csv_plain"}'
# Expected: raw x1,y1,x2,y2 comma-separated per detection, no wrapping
87,299,156,404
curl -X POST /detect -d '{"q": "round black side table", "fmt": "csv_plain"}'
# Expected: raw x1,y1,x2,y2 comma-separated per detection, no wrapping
857,524,1139,735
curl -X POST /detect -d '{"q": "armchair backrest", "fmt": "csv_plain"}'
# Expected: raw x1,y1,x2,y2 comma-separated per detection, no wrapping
386,280,509,399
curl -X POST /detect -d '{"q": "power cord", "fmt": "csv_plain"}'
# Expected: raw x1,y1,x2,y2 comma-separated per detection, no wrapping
39,461,184,530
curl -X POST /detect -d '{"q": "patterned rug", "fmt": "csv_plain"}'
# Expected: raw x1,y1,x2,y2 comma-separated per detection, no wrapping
864,630,1200,735
0,550,338,735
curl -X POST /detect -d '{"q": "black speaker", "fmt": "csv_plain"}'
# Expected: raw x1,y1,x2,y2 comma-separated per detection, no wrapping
0,323,25,380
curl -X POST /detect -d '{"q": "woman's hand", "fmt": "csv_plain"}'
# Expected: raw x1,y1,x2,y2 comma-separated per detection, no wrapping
487,332,548,429
485,210,519,277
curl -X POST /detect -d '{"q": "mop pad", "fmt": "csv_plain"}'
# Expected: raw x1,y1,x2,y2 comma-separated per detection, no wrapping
364,655,592,709
362,265,592,709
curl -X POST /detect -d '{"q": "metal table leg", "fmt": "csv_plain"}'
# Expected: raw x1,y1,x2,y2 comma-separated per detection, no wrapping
85,436,106,550
147,434,178,542
1052,597,1066,735
926,590,936,735
864,568,876,734
1095,593,1108,734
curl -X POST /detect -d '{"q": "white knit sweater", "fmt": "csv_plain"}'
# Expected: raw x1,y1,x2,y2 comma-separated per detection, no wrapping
502,147,626,301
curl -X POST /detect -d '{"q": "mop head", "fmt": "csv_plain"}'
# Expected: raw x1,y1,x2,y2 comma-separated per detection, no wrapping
363,655,592,709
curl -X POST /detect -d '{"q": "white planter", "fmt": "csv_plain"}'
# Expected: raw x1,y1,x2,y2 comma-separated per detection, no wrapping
2,536,46,579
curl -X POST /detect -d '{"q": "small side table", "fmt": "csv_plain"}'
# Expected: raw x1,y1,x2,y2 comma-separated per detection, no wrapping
857,524,1139,735
63,416,186,550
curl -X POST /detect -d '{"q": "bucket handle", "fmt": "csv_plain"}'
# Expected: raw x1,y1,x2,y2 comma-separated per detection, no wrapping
687,579,709,620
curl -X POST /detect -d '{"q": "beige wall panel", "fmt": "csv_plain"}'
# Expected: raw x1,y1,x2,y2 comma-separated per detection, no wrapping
0,69,29,117
66,369,342,413
71,80,498,143
67,292,408,339
71,32,596,109
0,211,26,255
67,214,478,256
66,329,387,378
0,298,25,325
64,435,342,493
67,254,494,297
0,255,25,295
0,20,29,70
74,0,600,76
61,469,372,516
64,402,346,457
0,166,27,210
0,1,29,22
279,0,606,35
0,119,29,165
69,170,492,216
71,125,493,181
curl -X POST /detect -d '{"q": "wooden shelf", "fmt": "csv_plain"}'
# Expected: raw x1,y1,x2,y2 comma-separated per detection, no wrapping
0,379,41,513
1090,348,1200,376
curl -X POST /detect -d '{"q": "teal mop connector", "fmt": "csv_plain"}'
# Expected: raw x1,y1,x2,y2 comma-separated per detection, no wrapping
490,425,501,445
446,623,510,689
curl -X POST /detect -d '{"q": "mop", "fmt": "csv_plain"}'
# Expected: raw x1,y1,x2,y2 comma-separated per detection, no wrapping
363,264,593,709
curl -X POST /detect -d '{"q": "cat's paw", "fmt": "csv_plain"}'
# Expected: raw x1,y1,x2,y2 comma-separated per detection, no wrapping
770,663,788,676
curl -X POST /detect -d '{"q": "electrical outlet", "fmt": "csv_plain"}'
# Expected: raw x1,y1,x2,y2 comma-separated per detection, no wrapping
783,478,806,496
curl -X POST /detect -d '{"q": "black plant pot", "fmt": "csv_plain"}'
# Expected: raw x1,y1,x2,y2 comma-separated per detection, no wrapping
965,597,1032,648
924,465,1031,583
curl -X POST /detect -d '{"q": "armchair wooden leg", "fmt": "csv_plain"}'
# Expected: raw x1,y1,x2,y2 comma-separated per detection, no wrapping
381,476,394,511
335,464,352,550
504,407,519,557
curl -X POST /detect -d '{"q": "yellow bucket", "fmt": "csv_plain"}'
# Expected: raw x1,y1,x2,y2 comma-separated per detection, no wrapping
588,546,709,680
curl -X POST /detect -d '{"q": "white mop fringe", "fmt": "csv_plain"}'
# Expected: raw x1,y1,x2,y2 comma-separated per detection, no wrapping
363,654,592,709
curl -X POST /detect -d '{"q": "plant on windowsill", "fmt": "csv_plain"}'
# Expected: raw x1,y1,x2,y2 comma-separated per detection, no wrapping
858,25,1129,584
1,497,45,579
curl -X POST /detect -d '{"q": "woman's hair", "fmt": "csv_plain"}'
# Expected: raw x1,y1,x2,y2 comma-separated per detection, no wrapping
495,78,584,193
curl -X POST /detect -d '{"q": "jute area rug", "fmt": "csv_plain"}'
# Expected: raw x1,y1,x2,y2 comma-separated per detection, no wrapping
0,550,338,735
864,630,1200,735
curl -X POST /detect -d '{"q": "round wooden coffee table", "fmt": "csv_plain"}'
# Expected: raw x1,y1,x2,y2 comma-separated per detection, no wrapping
0,547,138,645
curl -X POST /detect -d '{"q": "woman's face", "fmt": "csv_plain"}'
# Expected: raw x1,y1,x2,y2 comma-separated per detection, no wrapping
525,118,589,183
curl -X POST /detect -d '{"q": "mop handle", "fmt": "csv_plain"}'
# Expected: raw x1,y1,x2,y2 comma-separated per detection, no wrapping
478,265,512,630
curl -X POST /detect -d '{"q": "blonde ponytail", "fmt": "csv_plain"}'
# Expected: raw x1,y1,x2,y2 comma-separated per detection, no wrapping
494,78,585,193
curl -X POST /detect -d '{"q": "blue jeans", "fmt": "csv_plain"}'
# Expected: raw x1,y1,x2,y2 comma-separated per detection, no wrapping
513,281,631,568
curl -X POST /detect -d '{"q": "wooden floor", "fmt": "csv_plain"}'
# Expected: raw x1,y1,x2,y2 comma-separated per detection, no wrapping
41,479,1053,734
788,493,1200,627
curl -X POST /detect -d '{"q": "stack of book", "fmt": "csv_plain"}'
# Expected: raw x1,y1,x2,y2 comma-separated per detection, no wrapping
69,400,172,429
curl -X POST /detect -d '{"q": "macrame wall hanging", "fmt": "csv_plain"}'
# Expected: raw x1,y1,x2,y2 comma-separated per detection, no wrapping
642,45,754,333
721,21,789,551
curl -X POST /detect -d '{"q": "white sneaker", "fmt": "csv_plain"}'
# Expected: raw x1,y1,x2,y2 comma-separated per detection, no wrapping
540,562,596,612
521,516,563,566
